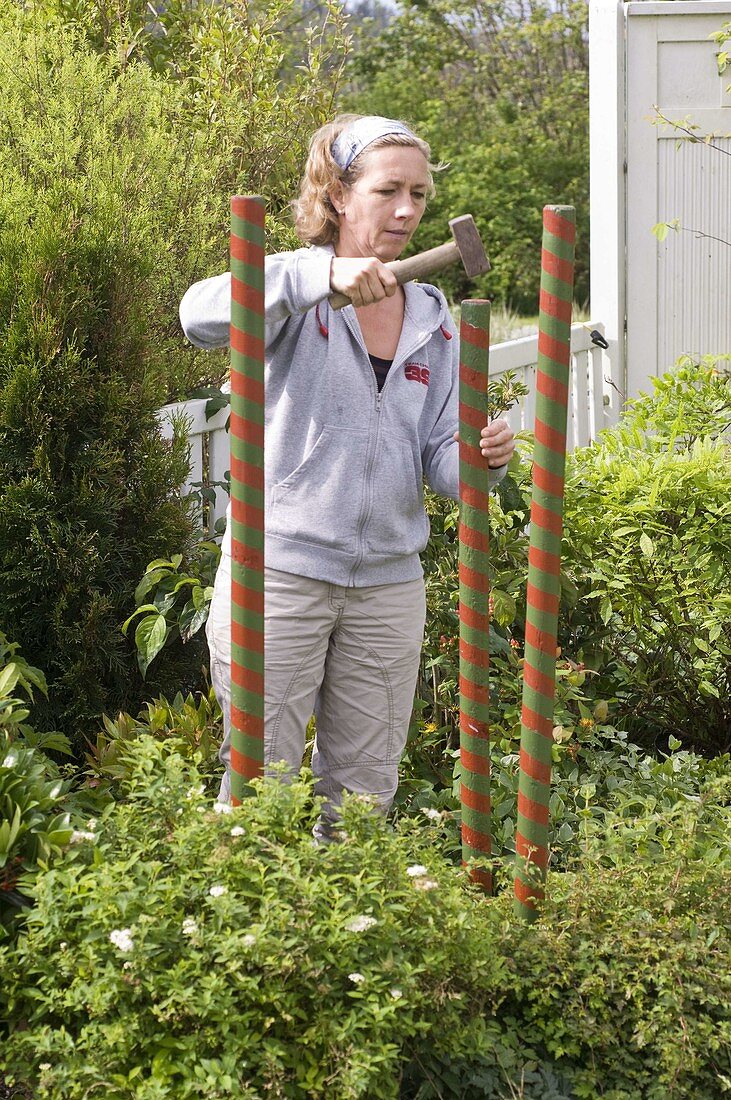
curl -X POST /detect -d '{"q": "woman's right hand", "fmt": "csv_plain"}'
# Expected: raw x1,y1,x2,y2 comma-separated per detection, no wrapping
329,257,398,307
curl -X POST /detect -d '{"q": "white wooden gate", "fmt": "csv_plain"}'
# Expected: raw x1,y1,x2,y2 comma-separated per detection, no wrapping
590,0,731,400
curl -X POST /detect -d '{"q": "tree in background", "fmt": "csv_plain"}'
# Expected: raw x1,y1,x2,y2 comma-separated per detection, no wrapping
343,0,589,312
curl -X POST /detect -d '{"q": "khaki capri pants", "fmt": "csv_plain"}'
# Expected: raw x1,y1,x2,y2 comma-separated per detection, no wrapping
207,563,426,838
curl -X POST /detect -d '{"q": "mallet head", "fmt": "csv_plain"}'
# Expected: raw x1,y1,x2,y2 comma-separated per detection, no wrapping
449,215,491,276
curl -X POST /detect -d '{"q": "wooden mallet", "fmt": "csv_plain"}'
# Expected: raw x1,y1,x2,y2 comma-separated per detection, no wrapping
329,214,490,310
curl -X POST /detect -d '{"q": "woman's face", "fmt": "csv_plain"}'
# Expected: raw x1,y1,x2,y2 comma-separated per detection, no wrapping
330,145,430,261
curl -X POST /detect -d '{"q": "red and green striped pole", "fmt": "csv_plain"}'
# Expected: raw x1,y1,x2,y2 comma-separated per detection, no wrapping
514,205,575,919
229,196,266,804
459,299,492,893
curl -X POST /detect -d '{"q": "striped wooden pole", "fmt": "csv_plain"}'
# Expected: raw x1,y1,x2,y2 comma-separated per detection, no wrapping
229,196,266,804
514,205,576,920
459,299,492,893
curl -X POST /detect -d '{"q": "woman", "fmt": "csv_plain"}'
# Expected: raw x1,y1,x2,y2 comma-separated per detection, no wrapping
179,114,515,836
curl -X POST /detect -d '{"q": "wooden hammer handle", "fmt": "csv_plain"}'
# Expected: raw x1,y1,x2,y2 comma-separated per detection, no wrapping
329,240,460,311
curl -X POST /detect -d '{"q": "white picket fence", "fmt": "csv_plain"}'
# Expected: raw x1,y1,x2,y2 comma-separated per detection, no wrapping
157,322,616,534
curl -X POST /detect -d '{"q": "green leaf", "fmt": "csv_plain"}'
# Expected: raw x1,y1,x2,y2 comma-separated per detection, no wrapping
122,604,162,635
134,566,174,605
134,614,169,678
491,589,516,627
639,533,654,559
487,632,511,655
0,663,21,697
179,604,208,644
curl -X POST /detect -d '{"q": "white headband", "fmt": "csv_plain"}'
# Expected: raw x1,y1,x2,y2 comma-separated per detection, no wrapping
331,116,419,172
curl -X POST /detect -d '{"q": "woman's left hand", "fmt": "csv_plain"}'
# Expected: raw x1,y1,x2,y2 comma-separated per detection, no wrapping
480,418,515,468
453,418,515,469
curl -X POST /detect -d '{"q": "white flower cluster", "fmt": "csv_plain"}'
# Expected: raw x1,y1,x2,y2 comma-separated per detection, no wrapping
109,927,134,953
344,914,377,933
230,825,245,837
186,784,205,800
209,884,227,898
406,864,438,891
69,829,96,844
348,972,365,984
422,808,442,821
241,933,256,948
213,801,232,815
182,918,198,936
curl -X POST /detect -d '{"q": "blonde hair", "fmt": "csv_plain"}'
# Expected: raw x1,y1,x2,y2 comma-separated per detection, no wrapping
292,113,438,247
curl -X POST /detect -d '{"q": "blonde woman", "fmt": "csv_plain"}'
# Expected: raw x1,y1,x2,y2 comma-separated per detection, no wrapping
180,114,514,837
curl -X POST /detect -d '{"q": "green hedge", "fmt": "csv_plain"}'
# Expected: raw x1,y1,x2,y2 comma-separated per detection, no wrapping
0,2,349,743
561,359,731,755
1,739,729,1098
0,10,206,741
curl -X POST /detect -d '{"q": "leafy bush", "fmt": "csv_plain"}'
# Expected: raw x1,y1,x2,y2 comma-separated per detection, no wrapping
123,545,221,678
40,0,350,401
402,647,730,872
0,734,72,927
561,360,731,754
0,738,729,1098
0,632,94,927
43,0,350,262
0,632,49,739
85,689,222,793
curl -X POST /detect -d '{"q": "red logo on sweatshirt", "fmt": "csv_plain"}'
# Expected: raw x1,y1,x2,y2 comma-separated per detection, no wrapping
404,363,430,386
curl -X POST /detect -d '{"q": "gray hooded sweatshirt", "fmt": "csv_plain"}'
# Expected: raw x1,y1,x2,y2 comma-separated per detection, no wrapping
179,245,505,587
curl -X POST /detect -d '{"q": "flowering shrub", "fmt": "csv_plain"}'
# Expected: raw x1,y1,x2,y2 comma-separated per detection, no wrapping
0,635,74,925
0,734,72,925
1,738,729,1098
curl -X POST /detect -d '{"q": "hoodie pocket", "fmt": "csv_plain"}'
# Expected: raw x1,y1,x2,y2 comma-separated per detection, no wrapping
364,431,429,556
269,426,368,554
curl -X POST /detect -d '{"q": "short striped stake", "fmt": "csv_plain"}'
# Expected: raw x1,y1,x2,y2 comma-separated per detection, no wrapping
229,196,266,804
459,299,493,893
514,205,576,920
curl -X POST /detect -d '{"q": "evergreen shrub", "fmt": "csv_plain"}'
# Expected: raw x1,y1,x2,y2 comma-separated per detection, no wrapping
0,9,201,741
0,2,352,741
0,738,729,1098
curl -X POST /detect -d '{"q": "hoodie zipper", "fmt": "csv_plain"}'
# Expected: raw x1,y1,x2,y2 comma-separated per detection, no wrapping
341,306,435,585
342,309,381,585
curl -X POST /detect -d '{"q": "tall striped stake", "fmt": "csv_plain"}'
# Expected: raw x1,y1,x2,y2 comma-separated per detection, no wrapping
514,205,576,920
459,299,493,893
229,196,266,804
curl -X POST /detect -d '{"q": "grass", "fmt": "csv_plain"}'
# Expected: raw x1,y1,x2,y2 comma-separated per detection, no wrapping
449,302,591,343
490,302,591,343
